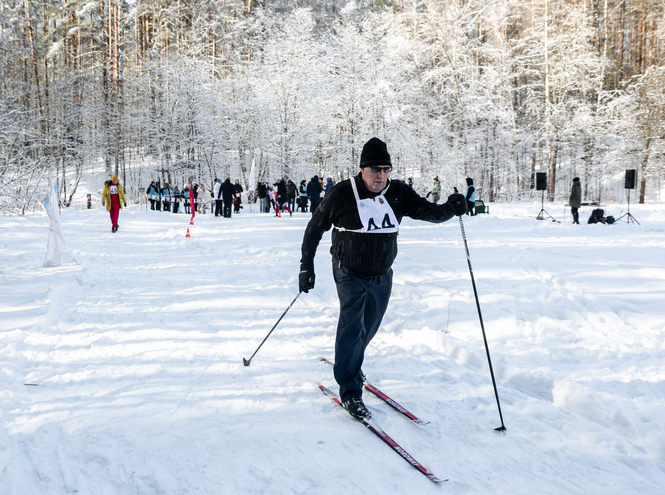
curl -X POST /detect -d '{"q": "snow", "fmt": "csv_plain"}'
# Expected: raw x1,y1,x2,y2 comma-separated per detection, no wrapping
1,201,665,494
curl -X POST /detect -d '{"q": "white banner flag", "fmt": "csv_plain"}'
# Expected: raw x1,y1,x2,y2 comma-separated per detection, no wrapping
248,158,256,194
42,178,65,268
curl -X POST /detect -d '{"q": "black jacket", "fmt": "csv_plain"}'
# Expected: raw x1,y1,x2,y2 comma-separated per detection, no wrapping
257,184,267,198
287,182,297,198
307,179,323,202
300,174,456,278
222,180,234,201
276,181,288,203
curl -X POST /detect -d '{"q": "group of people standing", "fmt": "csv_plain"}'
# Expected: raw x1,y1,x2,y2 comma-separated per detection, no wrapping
213,178,244,218
146,182,196,215
255,175,331,216
103,171,480,234
426,176,476,215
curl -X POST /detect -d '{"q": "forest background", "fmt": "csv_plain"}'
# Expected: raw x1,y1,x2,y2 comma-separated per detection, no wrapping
1,0,664,214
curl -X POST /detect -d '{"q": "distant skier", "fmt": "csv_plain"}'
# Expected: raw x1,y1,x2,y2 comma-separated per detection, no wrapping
102,175,127,233
298,137,467,421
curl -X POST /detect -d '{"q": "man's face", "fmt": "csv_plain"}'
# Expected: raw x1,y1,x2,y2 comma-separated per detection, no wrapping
361,166,391,193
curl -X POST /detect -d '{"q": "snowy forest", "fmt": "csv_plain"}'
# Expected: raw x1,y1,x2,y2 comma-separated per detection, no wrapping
1,0,664,213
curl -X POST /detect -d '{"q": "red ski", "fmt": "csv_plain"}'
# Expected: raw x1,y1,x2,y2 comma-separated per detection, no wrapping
317,383,446,483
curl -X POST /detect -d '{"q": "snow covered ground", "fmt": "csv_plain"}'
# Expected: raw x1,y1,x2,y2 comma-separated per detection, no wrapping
1,200,664,494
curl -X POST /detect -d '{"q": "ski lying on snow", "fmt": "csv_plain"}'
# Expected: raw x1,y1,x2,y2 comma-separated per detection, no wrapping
319,357,429,426
317,383,446,483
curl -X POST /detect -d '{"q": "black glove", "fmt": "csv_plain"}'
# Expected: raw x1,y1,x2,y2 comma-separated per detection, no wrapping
299,266,315,293
124,203,127,207
447,193,467,216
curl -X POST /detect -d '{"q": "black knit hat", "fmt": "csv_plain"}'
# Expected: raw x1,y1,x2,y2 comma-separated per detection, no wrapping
573,177,580,182
360,137,391,168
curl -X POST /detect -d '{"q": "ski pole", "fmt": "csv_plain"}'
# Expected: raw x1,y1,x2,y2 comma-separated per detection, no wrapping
458,216,506,432
243,292,301,367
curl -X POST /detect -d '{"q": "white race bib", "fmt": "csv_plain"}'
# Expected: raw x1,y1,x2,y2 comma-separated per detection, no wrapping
345,178,398,234
110,185,118,194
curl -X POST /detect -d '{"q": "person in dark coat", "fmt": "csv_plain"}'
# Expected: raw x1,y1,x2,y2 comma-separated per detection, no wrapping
233,179,243,213
569,177,582,224
274,178,292,217
222,178,234,218
298,137,467,420
192,184,199,213
307,175,323,214
287,180,297,212
464,178,475,216
257,182,268,213
155,181,162,210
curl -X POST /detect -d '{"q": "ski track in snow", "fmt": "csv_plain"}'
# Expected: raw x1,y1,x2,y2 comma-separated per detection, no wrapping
1,202,664,494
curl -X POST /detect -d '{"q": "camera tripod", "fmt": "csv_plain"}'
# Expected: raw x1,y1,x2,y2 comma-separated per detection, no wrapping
536,190,557,222
616,189,640,225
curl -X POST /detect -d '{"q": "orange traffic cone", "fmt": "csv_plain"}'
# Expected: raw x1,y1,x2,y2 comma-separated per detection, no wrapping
189,217,194,225
186,228,191,238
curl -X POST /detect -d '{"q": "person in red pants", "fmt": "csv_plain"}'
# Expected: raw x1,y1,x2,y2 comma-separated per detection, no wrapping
102,175,127,233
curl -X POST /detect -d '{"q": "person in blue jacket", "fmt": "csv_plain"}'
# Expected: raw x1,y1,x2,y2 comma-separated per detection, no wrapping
146,181,159,210
465,178,475,216
183,186,191,214
161,184,171,212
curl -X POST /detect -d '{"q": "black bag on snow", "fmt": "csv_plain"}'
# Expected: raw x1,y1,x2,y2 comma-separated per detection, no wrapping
588,208,606,224
606,215,615,225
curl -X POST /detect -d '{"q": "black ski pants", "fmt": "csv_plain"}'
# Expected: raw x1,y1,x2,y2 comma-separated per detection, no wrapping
215,200,223,217
332,263,392,403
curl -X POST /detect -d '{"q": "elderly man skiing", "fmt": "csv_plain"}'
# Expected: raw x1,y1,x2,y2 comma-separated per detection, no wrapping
298,137,467,420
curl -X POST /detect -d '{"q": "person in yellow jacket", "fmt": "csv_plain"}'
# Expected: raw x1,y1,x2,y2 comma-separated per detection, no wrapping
102,176,127,233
